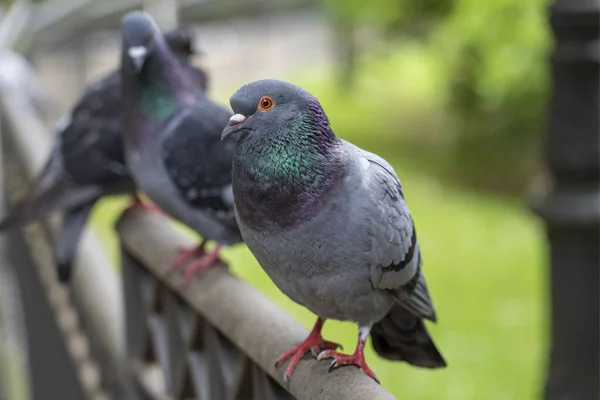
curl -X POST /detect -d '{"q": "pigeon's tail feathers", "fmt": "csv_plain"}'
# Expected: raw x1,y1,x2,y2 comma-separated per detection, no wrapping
371,304,446,369
394,266,437,323
55,201,95,282
0,152,99,231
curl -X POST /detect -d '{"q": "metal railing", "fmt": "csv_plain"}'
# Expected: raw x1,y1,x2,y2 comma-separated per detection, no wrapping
0,85,128,399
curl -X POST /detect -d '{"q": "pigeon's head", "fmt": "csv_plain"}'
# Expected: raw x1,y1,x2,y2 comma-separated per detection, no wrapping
164,28,196,58
221,79,333,143
121,11,162,73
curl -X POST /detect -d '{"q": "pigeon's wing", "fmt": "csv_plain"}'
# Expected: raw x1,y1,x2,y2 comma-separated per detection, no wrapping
55,200,96,282
58,72,130,186
61,54,203,186
166,27,210,92
358,148,437,322
161,102,237,225
184,65,209,92
0,145,102,231
164,28,195,56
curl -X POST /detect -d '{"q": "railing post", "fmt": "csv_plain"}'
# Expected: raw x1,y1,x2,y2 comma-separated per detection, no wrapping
0,93,30,400
535,0,599,398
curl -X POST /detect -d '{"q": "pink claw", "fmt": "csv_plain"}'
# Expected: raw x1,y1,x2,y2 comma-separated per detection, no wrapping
123,195,162,214
181,244,226,287
275,318,341,383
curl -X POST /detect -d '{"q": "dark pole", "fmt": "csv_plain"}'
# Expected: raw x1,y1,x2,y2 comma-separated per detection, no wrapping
534,0,599,399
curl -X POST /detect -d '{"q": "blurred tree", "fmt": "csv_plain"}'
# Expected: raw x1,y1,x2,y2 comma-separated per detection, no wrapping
322,0,454,36
328,11,356,89
321,0,455,88
320,0,549,193
433,0,550,192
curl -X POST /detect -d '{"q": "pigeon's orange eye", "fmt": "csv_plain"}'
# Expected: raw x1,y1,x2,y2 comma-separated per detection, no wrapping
258,96,274,112
146,32,154,42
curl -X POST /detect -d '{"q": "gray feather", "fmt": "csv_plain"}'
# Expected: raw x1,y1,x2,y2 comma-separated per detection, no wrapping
0,148,101,231
394,265,437,322
56,201,96,282
359,147,437,322
371,304,446,367
346,146,419,291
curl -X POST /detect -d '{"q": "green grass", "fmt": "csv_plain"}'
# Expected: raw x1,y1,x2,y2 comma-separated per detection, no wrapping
90,158,546,399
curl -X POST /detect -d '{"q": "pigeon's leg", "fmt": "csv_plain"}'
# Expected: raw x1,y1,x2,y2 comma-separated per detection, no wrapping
167,240,207,273
182,244,226,286
317,324,379,383
123,194,162,214
275,318,342,383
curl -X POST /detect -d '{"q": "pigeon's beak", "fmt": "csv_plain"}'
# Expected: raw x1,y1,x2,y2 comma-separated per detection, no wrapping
221,113,248,140
128,46,148,73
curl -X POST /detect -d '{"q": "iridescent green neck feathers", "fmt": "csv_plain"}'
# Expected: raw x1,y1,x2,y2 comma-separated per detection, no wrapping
233,108,346,230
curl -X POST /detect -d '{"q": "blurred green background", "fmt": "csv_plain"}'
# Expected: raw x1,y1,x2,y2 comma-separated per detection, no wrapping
87,0,548,398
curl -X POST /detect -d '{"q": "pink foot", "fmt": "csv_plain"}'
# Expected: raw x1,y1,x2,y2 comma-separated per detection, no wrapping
167,241,207,274
317,327,379,383
181,244,226,287
123,195,162,214
275,318,342,383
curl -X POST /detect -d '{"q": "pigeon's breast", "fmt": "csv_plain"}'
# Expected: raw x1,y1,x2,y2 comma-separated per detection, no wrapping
126,141,183,216
237,190,394,325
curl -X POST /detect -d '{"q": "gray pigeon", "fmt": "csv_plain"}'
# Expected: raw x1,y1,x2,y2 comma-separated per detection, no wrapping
0,27,206,282
120,11,242,285
223,79,446,382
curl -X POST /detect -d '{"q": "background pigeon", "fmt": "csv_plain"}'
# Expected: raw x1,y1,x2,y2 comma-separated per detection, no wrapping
223,79,447,383
0,27,207,282
120,11,242,285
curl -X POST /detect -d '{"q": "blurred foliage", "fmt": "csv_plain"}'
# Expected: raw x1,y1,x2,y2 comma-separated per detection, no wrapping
321,0,454,37
318,0,550,194
435,0,550,193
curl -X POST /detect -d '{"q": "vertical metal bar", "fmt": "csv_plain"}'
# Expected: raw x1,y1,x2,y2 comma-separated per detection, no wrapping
535,0,600,398
4,214,87,400
0,87,8,400
0,5,38,399
121,250,156,400
0,106,31,400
